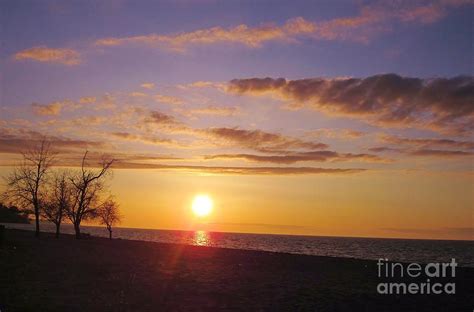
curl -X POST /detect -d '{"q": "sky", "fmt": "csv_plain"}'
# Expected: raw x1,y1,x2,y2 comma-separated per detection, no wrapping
0,0,473,240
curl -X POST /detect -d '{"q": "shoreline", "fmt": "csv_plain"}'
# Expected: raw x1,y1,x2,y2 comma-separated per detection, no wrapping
3,222,473,269
1,229,474,311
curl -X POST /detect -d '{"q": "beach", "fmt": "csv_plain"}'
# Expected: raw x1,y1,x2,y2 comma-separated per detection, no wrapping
1,229,473,311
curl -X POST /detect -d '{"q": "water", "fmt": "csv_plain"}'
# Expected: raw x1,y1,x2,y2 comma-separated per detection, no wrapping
3,222,474,267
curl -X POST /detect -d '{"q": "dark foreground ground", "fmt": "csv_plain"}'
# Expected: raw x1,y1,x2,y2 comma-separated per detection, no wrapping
0,229,473,312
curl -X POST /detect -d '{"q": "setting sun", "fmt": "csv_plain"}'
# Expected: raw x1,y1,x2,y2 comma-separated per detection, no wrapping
192,195,213,217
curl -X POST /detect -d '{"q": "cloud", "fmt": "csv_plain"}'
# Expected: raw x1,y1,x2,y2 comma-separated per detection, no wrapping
93,94,116,110
30,95,113,116
14,46,81,65
369,134,474,158
0,127,367,176
138,113,330,153
117,109,383,165
79,97,96,104
141,82,155,89
68,116,106,127
111,132,177,146
410,149,473,157
177,81,228,92
112,162,366,175
155,93,184,105
185,81,222,88
307,128,366,140
394,0,474,24
177,105,240,118
380,134,474,150
368,146,403,153
145,110,180,125
127,110,381,165
116,154,181,162
31,102,63,116
140,110,192,136
203,127,328,152
0,128,367,176
191,106,239,116
229,74,474,135
94,17,307,51
134,109,330,153
48,151,183,168
91,16,340,51
93,1,471,51
369,145,473,159
129,92,147,97
204,151,384,164
0,128,105,155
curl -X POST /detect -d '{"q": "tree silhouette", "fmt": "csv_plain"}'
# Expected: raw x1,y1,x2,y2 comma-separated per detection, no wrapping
3,140,55,237
97,198,121,239
67,151,114,239
42,170,73,238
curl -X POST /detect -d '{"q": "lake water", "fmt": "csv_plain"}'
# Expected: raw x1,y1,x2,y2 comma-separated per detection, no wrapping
3,222,474,267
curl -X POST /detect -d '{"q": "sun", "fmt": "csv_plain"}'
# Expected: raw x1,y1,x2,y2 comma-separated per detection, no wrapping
192,195,213,217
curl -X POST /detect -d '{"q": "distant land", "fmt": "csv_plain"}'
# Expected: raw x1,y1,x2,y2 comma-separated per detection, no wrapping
0,204,30,224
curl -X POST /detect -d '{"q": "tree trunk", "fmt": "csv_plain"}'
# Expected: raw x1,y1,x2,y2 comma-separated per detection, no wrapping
74,222,81,239
55,223,60,238
34,207,40,238
109,229,112,239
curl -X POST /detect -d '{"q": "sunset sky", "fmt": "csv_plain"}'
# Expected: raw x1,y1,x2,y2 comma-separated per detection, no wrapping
1,0,473,240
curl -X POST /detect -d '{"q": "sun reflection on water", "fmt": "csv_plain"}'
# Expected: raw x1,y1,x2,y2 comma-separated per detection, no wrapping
194,230,210,246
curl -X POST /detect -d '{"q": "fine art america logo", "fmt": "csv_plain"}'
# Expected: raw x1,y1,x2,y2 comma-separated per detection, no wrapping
377,258,457,295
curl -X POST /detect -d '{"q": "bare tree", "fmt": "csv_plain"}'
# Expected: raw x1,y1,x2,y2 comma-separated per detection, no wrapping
2,140,55,237
68,151,114,239
97,198,121,239
42,170,73,238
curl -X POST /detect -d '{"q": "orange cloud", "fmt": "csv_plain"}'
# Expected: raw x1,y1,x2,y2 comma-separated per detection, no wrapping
178,81,227,91
111,132,177,147
141,82,155,89
92,15,342,51
129,92,147,97
31,102,63,116
94,19,299,51
155,93,184,105
307,128,366,140
177,106,240,118
14,46,80,65
30,95,113,116
78,97,96,104
93,1,471,51
92,13,368,51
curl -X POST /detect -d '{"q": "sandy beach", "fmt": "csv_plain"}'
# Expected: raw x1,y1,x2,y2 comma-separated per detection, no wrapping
0,229,472,311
